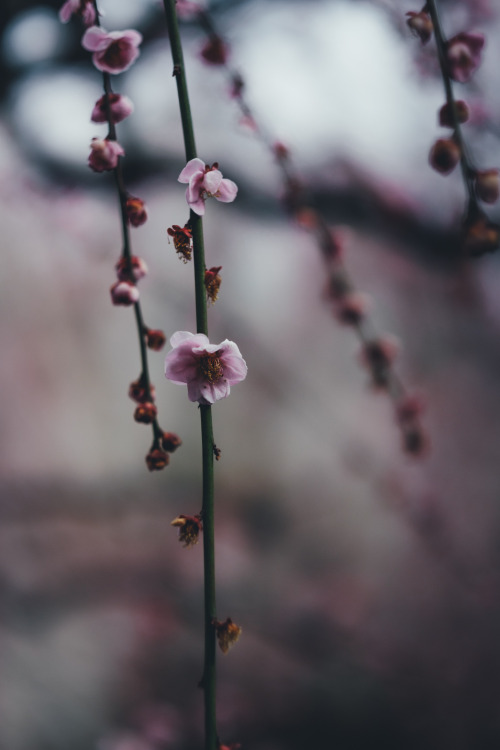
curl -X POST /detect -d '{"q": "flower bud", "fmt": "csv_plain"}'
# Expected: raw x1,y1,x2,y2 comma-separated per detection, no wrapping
161,431,182,452
335,291,371,326
134,402,158,424
200,36,229,65
125,196,148,227
115,256,148,282
429,138,460,175
360,335,399,388
446,32,485,83
88,137,124,172
91,93,134,124
474,169,500,204
146,447,169,471
438,100,470,127
129,375,155,404
406,11,433,45
462,210,500,256
110,280,139,306
145,328,167,351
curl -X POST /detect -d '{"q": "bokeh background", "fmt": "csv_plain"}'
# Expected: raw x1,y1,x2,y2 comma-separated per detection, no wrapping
2,1,500,748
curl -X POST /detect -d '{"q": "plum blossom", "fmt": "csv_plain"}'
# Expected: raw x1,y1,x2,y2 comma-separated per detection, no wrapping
59,0,96,26
178,158,238,216
82,26,142,74
175,0,205,19
164,331,247,405
446,32,485,83
88,137,124,171
91,93,134,124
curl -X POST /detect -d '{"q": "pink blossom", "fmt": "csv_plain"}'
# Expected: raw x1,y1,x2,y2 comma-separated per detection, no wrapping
110,281,139,306
164,331,247,405
175,0,205,19
178,158,238,216
81,26,142,74
88,138,124,172
446,31,485,83
59,0,96,26
91,93,134,124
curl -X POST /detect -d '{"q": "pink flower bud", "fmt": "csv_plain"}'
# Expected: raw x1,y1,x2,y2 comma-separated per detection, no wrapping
91,93,134,124
438,100,470,127
59,0,96,26
474,168,500,204
88,138,124,172
82,26,143,74
110,281,139,306
429,138,460,175
145,329,167,351
115,256,148,282
161,432,182,452
200,36,229,65
125,196,148,227
446,31,485,83
406,11,433,45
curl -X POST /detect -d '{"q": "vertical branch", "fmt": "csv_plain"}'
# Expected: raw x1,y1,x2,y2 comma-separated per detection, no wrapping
162,3,217,749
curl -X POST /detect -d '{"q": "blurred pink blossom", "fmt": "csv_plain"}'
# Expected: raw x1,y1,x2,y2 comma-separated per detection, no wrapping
59,0,96,26
164,331,247,405
88,138,124,171
91,93,134,124
446,31,485,83
178,158,238,216
82,26,143,74
175,0,205,18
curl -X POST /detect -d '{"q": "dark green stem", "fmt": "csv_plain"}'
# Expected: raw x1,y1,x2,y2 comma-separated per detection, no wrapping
162,3,217,749
425,0,477,207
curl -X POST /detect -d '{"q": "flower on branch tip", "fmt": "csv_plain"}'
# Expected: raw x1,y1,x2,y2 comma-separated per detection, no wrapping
161,431,182,452
115,255,148,282
438,100,469,128
146,447,169,471
167,224,193,262
446,32,485,83
406,11,433,45
134,402,158,424
474,168,500,204
214,618,242,654
205,266,222,303
429,138,460,175
91,93,134,124
171,514,203,548
145,328,167,351
59,0,96,26
178,159,238,216
129,375,155,404
125,196,148,227
89,138,124,172
200,36,229,66
164,331,247,405
82,26,142,74
110,280,139,306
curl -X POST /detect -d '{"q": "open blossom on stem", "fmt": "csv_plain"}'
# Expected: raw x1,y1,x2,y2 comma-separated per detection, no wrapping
59,0,96,26
167,224,192,262
82,26,142,74
91,93,134,124
89,138,124,172
205,266,222,303
446,32,485,83
164,331,247,405
178,158,238,216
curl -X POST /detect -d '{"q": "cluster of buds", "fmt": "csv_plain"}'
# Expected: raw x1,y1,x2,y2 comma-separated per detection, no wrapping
407,5,499,256
110,255,148,306
145,430,183,472
130,372,181,470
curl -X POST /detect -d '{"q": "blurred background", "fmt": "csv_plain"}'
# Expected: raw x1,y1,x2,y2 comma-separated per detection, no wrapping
2,1,500,748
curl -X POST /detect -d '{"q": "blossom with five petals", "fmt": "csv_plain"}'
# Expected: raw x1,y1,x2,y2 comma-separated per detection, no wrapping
164,331,247,405
81,26,142,74
178,158,238,216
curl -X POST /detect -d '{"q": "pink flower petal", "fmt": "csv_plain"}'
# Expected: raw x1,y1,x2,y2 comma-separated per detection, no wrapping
216,178,238,203
179,158,206,183
187,171,205,203
203,169,223,194
82,26,109,51
187,190,206,215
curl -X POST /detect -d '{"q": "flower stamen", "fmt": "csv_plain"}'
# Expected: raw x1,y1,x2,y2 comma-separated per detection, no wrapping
198,352,224,383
